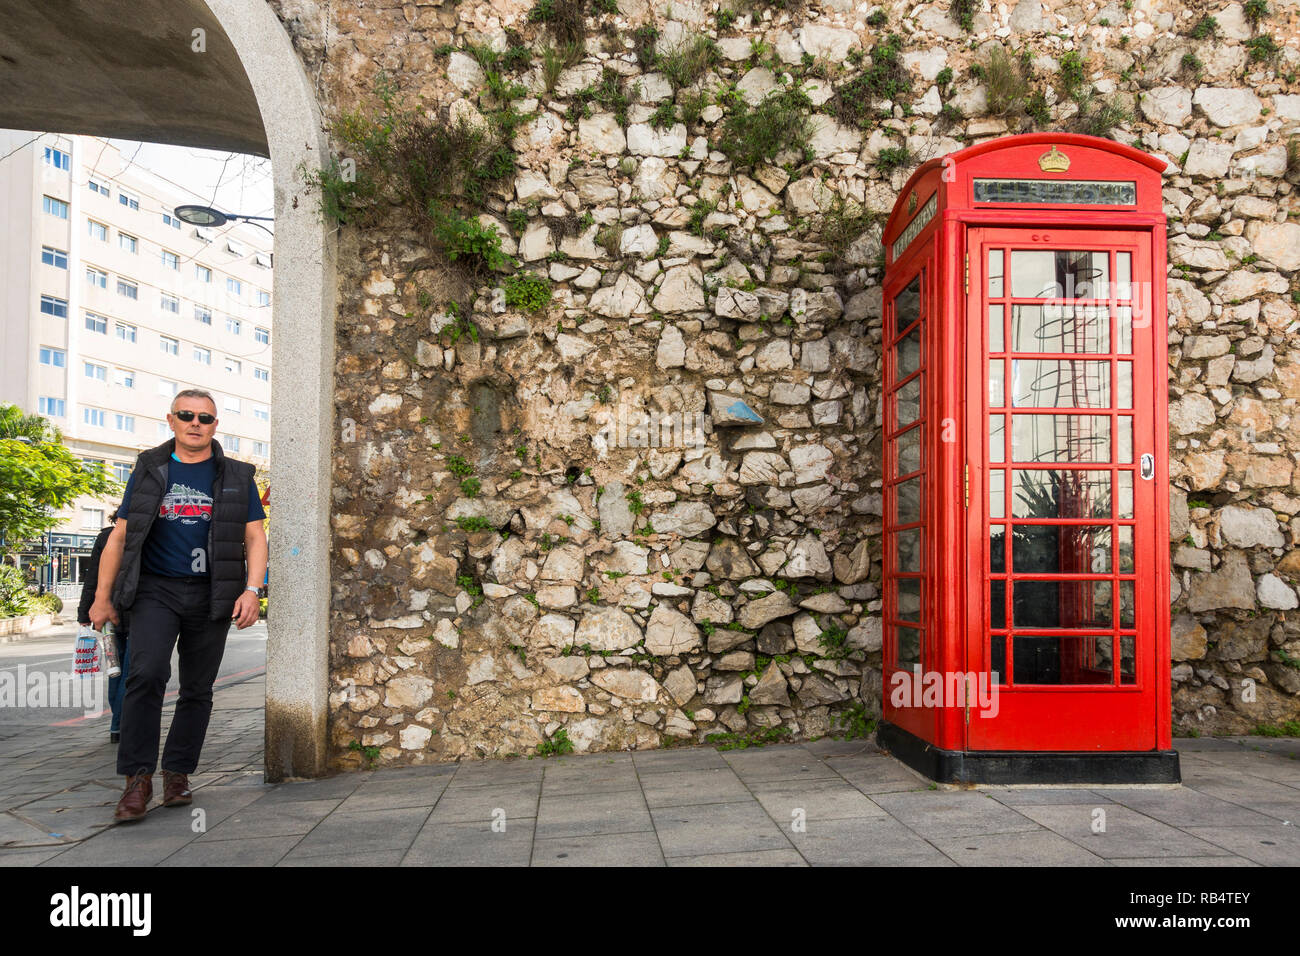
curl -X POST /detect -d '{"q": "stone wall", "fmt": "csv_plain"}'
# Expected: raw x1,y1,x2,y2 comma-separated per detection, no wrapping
266,0,1300,767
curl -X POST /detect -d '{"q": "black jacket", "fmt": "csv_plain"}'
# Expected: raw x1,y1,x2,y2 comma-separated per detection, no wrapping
76,524,130,638
110,437,255,621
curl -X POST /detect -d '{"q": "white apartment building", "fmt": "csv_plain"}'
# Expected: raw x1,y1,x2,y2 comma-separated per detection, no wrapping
0,131,273,586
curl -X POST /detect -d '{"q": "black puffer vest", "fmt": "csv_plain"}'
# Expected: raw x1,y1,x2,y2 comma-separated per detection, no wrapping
110,438,254,621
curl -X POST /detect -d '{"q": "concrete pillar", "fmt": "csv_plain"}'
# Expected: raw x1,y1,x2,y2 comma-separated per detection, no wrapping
204,0,336,779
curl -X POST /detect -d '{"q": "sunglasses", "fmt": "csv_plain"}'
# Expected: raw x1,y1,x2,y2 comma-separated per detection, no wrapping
173,410,216,424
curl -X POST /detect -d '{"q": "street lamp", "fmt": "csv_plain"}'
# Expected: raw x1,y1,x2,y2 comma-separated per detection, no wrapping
173,204,274,236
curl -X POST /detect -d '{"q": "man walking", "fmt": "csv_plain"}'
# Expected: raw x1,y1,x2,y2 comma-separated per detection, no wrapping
89,389,267,822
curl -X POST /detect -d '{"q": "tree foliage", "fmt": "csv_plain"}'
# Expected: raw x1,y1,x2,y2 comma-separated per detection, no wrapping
0,404,119,555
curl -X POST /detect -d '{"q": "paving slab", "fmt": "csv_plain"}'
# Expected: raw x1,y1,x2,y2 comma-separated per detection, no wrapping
931,829,1109,867
1181,823,1300,866
667,848,808,866
444,759,545,789
402,817,535,866
531,830,665,866
871,790,1043,840
787,815,955,866
282,806,432,860
542,756,642,796
159,834,300,866
279,849,407,866
640,767,752,808
650,800,793,858
1015,803,1237,860
535,788,653,839
193,797,343,842
631,747,732,775
748,778,889,823
720,744,842,783
425,782,541,825
983,788,1117,807
336,774,454,813
7,662,1300,867
1102,787,1281,829
823,753,931,794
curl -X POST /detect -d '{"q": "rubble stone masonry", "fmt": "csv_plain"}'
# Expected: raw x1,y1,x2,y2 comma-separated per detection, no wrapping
265,0,1300,767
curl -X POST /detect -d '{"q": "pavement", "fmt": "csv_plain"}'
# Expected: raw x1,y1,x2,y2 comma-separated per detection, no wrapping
1,628,1298,865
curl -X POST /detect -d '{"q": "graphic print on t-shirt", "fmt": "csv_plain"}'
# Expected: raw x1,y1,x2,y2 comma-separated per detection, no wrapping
158,482,213,525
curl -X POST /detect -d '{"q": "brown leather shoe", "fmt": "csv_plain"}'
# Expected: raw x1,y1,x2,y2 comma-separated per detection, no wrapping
161,770,192,807
114,773,153,823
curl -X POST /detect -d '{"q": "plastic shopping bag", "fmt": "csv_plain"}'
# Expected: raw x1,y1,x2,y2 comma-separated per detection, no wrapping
73,625,101,677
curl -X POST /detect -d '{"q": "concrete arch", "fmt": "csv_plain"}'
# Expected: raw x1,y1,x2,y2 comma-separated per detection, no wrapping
202,0,335,780
0,0,335,779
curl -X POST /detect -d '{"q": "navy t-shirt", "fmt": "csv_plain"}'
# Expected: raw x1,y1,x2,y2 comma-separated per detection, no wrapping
119,454,266,578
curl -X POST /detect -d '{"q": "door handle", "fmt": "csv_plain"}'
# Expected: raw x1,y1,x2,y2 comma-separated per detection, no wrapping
1140,453,1154,480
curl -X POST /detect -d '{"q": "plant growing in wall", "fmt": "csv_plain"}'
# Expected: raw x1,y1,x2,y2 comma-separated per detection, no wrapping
306,74,520,274
718,86,815,169
503,272,553,313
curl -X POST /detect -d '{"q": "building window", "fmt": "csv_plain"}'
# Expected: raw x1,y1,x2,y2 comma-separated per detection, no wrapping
158,379,178,397
84,312,107,334
41,246,69,269
40,295,68,318
224,358,242,376
253,440,269,457
226,317,241,335
44,147,71,170
194,346,211,365
114,413,135,432
80,457,105,472
119,233,138,254
43,196,69,219
83,407,106,427
86,266,107,288
39,396,66,417
82,508,105,529
222,434,241,452
160,336,179,356
117,278,138,299
161,250,179,270
224,396,241,413
156,421,170,438
118,192,139,211
256,290,271,307
162,212,182,229
254,327,270,345
253,366,269,383
194,306,212,325
112,462,132,483
227,277,242,297
253,404,269,422
115,322,137,343
160,293,179,314
196,265,211,282
84,362,107,381
88,179,109,196
87,219,107,240
194,227,213,244
114,368,135,389
39,346,66,368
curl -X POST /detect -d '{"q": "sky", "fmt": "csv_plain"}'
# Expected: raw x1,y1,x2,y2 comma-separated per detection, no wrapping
107,139,274,229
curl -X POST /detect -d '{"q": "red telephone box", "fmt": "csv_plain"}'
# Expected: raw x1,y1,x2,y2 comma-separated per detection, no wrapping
877,133,1179,783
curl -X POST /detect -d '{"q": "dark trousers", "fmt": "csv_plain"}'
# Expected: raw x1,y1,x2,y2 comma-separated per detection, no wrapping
107,639,130,733
116,574,230,775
